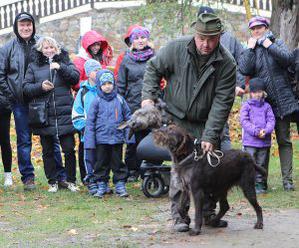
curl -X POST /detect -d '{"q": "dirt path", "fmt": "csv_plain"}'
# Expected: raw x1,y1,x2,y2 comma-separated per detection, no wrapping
148,209,299,248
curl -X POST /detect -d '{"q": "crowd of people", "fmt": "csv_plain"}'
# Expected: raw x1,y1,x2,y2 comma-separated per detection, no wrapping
0,6,299,231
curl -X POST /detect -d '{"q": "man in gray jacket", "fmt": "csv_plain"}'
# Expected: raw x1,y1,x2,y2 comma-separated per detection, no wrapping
0,12,64,190
142,13,236,232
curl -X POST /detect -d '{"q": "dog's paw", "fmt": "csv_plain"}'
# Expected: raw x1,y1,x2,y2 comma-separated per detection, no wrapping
189,228,201,236
254,222,263,229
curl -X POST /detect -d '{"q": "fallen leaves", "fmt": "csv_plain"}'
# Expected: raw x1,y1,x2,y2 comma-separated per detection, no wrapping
123,225,138,232
67,229,78,235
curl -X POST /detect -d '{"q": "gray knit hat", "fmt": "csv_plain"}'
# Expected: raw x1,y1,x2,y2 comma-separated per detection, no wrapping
84,59,102,77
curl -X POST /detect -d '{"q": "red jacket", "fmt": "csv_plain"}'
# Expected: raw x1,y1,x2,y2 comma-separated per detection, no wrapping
73,30,113,90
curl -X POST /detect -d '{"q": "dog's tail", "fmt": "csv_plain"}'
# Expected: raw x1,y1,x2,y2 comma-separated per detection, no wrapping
243,152,267,176
255,164,267,176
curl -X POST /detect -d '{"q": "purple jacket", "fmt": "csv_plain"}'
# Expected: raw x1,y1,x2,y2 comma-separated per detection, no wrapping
240,99,275,148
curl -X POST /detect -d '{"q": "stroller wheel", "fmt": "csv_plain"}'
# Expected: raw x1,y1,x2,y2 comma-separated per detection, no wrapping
142,175,165,198
162,185,169,195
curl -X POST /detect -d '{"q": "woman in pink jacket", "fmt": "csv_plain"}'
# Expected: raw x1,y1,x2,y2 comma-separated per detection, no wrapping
73,30,113,91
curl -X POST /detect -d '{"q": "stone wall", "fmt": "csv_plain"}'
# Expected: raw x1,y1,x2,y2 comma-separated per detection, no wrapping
0,5,250,64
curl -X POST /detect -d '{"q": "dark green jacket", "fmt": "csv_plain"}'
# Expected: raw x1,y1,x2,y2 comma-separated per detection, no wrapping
142,36,236,144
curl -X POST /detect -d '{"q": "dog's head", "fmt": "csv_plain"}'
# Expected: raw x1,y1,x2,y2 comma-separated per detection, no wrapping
118,99,171,138
152,124,194,160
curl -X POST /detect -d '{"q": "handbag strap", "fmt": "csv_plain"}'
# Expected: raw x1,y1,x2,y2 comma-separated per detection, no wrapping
45,67,57,104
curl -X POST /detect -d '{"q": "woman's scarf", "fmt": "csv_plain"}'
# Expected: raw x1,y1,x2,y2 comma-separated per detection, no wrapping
127,46,154,62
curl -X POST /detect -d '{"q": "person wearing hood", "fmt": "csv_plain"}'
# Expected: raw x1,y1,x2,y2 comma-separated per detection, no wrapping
23,36,80,193
0,12,64,190
239,16,298,191
73,30,113,90
116,25,155,181
84,69,133,198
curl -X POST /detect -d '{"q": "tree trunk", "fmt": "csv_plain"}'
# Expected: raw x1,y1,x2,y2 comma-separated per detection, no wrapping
270,0,299,49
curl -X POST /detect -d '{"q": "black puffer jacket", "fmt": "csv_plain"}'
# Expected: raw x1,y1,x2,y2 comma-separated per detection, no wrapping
239,38,299,118
23,48,79,136
0,81,12,110
0,12,37,104
117,52,152,113
294,48,299,81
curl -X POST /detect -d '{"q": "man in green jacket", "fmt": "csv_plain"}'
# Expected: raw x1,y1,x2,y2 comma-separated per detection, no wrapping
142,13,236,232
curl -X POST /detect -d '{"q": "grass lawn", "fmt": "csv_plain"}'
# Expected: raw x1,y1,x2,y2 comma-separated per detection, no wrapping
0,127,298,247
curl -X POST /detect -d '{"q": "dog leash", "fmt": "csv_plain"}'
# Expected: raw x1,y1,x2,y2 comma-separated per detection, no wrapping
194,149,224,167
193,139,224,167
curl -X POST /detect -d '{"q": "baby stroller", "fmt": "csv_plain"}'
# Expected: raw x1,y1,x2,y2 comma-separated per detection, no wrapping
137,132,172,198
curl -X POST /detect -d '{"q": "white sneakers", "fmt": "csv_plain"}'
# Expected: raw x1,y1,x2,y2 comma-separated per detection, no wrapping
48,183,58,193
48,182,79,193
67,182,80,192
4,172,13,187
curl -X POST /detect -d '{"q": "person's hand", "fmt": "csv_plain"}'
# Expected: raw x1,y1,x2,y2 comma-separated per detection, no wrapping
50,62,60,70
201,141,214,153
42,80,54,91
248,38,257,49
258,129,266,139
262,38,272,48
141,99,155,108
235,86,245,96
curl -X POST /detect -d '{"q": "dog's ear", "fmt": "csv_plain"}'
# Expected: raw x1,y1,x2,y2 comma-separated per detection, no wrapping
175,134,188,155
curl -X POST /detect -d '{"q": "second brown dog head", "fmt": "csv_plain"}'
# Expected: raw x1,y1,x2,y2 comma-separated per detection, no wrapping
152,124,194,160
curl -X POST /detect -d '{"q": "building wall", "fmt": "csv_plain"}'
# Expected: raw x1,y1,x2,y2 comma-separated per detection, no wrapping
0,6,249,63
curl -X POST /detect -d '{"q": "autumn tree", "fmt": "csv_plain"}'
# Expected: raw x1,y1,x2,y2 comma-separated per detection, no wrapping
270,0,299,49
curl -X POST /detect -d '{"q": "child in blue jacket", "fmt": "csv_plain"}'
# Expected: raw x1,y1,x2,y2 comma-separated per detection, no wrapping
84,69,133,198
72,59,101,195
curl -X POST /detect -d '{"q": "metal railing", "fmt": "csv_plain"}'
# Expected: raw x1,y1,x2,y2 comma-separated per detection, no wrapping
0,0,272,30
222,0,271,11
0,0,128,29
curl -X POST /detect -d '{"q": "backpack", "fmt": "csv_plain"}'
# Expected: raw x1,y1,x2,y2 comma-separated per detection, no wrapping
80,86,88,108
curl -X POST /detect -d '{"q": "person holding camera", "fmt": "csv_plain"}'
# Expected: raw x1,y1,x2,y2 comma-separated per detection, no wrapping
239,16,298,191
23,36,79,193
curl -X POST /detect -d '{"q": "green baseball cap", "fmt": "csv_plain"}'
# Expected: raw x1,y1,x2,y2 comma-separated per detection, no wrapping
191,13,223,36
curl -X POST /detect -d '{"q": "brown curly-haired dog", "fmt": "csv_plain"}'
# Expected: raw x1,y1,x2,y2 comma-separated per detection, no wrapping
153,124,264,236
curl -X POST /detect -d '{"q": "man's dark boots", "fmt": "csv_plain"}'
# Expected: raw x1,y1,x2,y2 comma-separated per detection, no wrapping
173,217,190,232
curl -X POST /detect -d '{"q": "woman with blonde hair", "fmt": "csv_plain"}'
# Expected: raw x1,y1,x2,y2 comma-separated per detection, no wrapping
23,36,80,192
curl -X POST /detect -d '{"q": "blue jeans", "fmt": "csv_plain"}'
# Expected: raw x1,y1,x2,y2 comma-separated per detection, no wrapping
12,103,65,183
12,103,34,183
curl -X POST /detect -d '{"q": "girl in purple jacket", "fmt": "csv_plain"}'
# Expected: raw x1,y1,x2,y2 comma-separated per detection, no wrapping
240,78,275,194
